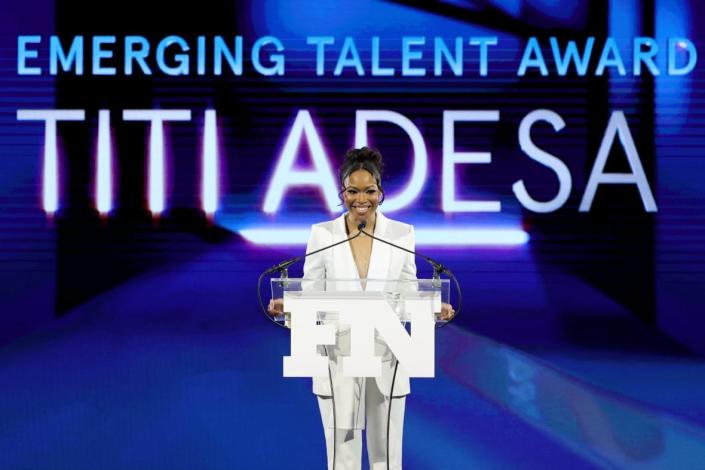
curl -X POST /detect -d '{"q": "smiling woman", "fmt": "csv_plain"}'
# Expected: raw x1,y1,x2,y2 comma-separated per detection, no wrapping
339,146,385,227
339,148,385,281
267,146,424,469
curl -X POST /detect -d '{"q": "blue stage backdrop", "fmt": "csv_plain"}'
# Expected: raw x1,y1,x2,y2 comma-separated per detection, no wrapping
1,1,705,469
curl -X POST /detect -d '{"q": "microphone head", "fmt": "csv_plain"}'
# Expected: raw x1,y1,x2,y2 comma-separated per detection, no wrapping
357,220,367,231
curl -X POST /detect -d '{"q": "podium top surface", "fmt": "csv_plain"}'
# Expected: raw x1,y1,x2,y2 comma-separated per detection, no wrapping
283,290,440,300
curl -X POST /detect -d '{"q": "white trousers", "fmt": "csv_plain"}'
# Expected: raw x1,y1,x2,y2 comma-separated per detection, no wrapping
317,378,406,470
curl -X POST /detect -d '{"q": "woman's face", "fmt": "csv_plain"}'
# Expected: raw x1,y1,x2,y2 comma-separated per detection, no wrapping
342,169,382,224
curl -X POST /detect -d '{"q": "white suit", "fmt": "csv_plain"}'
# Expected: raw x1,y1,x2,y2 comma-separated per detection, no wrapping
303,211,416,470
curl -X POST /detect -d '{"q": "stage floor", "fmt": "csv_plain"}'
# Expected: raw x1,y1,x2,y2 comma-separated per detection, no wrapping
1,241,704,469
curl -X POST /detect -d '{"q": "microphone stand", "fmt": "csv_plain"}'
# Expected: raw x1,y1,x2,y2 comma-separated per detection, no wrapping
256,221,367,470
256,223,367,329
358,226,462,470
257,218,462,470
359,228,462,326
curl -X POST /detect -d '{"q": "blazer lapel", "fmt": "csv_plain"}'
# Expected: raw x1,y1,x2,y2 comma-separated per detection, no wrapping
332,213,361,288
366,211,391,287
331,211,391,290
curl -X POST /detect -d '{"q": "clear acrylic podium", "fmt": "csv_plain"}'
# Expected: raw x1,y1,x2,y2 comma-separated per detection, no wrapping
271,278,450,379
270,278,450,324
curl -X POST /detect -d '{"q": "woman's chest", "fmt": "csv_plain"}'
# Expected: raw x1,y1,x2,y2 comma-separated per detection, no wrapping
348,236,373,278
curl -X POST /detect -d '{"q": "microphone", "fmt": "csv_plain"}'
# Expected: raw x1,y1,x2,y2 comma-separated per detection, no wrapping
258,218,369,329
263,256,300,276
258,218,461,329
359,227,461,325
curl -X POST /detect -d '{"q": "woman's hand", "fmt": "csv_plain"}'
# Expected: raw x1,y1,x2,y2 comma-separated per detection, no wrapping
439,302,456,321
268,298,284,317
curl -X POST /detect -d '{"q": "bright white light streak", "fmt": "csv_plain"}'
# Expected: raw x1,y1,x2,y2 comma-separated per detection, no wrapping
43,121,59,214
17,109,86,215
96,110,112,215
239,227,529,247
240,228,312,245
355,110,428,212
149,120,165,214
123,109,191,215
202,109,219,215
415,228,529,246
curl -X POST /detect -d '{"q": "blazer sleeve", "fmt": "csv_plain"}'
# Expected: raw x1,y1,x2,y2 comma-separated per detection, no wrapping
302,225,326,281
400,225,417,281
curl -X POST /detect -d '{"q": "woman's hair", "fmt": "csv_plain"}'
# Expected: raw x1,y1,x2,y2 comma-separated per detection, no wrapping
338,147,385,196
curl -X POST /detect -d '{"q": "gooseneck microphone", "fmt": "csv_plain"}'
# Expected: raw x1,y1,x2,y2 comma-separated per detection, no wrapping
258,219,461,328
359,227,443,276
256,219,370,470
358,227,462,323
262,220,367,277
258,217,460,470
357,224,462,470
257,220,367,328
357,225,462,470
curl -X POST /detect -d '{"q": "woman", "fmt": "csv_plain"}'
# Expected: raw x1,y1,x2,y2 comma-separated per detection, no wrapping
269,147,454,470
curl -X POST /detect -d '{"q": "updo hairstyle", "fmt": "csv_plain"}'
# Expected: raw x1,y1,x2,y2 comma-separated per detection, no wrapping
338,147,385,203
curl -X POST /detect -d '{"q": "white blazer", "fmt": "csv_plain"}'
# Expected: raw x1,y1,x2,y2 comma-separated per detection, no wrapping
303,211,417,401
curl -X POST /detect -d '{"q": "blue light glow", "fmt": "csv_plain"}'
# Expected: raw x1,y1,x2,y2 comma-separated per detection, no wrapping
469,37,497,76
596,38,626,76
251,36,285,76
156,35,190,76
92,36,117,75
668,38,697,75
634,37,660,76
307,36,335,76
125,36,151,75
517,38,548,76
50,35,83,75
402,37,426,76
334,37,364,76
415,228,529,246
214,36,243,75
549,37,594,76
434,37,463,76
17,36,41,75
239,226,529,247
